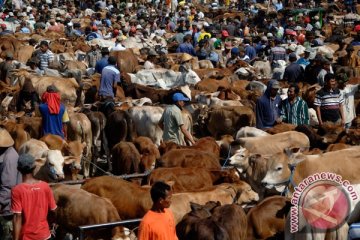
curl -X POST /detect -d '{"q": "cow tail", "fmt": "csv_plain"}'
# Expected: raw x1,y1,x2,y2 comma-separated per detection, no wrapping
125,111,136,141
78,121,85,143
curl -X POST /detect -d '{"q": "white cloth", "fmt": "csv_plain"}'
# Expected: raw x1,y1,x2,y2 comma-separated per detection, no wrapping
143,61,155,70
340,84,359,124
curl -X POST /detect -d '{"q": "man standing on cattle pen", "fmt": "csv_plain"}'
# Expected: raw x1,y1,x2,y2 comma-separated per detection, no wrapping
0,128,20,240
314,73,345,127
39,85,69,139
98,56,120,102
280,84,310,126
138,181,178,240
159,93,195,145
11,154,57,240
255,80,282,129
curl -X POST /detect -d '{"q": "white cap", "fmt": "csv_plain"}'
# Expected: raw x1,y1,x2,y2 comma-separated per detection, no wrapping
8,12,14,16
203,21,209,27
28,14,34,19
267,32,274,38
314,15,319,20
67,22,73,27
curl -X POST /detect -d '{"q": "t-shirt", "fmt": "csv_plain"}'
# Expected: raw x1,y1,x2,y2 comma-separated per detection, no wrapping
99,65,120,98
160,105,184,145
314,88,344,122
36,49,54,70
39,103,67,138
138,208,178,240
11,181,57,240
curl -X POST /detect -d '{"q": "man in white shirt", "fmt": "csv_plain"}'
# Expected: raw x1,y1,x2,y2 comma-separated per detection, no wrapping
338,73,359,129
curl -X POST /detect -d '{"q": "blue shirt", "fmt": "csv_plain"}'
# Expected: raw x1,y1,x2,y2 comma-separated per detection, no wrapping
39,104,66,138
99,65,120,98
176,42,196,56
245,45,257,60
86,32,101,41
95,56,109,74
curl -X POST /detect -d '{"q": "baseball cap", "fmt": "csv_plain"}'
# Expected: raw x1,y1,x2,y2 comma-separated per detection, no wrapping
222,30,229,37
17,154,36,172
172,93,189,102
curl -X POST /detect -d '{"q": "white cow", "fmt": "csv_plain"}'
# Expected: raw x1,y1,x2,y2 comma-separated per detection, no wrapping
129,69,201,89
235,126,270,139
18,139,75,179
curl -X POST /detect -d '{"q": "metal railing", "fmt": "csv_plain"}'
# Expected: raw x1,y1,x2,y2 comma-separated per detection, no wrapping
78,218,142,240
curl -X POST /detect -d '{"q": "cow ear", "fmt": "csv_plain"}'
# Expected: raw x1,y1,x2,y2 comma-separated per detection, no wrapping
64,156,75,165
190,202,203,211
81,142,87,148
165,180,175,191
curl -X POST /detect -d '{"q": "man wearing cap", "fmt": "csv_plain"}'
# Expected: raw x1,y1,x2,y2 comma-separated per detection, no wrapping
314,73,345,126
0,52,14,85
226,47,240,67
39,85,69,139
11,154,57,240
283,52,304,83
98,56,120,101
0,128,20,239
159,93,195,145
296,47,312,69
255,80,282,129
95,47,110,74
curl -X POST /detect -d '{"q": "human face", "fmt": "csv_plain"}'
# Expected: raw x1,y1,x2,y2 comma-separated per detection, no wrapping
160,190,172,208
40,44,48,53
287,87,296,101
270,87,279,97
326,79,336,90
177,100,185,107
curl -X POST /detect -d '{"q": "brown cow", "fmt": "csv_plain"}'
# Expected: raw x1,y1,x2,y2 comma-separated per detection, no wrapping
17,116,42,139
110,49,138,73
82,176,259,224
0,120,30,151
148,167,240,192
111,141,141,175
195,78,230,92
266,123,296,134
158,137,220,157
326,143,350,152
157,149,221,169
200,106,255,139
247,196,291,239
52,184,129,240
67,112,93,178
211,204,247,240
133,136,160,172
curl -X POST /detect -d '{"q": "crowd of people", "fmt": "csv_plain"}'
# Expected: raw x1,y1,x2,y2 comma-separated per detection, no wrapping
0,0,360,239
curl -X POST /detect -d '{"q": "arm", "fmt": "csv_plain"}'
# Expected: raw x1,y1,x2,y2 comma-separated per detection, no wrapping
280,101,287,123
0,150,19,211
255,100,264,129
12,213,22,240
315,106,323,126
339,103,345,126
180,124,195,145
302,101,310,125
113,72,120,97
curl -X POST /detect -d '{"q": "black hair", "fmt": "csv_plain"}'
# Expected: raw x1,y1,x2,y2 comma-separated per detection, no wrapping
289,83,299,94
324,73,335,83
108,56,117,65
40,40,49,47
150,181,171,203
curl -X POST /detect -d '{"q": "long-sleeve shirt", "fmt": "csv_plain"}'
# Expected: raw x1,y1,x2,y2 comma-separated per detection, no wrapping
281,97,310,125
0,147,20,215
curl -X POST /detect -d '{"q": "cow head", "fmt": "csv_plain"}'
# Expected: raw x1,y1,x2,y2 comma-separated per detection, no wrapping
183,69,201,86
231,181,259,207
261,152,292,190
63,140,86,170
229,147,250,173
44,150,76,179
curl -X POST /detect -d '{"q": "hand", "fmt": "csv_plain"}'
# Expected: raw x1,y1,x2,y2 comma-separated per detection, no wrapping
341,119,345,127
275,118,282,124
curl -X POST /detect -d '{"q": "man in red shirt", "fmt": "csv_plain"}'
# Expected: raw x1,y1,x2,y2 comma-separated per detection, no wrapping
11,154,57,240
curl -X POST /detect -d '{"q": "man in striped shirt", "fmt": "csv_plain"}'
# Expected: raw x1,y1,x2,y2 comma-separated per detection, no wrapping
314,73,345,126
34,41,54,70
281,84,310,125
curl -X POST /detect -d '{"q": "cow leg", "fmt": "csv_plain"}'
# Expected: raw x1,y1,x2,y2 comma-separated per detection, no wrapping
102,129,112,172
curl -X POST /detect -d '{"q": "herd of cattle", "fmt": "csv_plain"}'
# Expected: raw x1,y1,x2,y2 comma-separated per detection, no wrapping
0,29,360,239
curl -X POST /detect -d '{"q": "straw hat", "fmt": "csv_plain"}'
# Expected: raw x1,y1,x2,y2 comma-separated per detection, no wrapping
0,128,14,147
181,53,193,62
